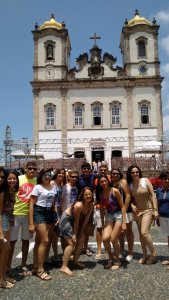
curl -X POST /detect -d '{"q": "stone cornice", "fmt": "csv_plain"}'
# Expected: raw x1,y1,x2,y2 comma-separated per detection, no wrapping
30,76,163,91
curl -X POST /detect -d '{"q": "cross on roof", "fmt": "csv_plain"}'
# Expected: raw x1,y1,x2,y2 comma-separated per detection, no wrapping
90,33,101,46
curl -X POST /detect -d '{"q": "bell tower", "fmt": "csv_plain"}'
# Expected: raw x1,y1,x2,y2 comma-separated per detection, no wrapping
120,10,160,77
32,14,71,81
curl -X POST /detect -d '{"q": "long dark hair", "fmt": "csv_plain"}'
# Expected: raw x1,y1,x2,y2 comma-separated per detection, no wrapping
95,174,111,204
77,187,93,203
37,169,52,184
126,164,142,184
0,166,7,192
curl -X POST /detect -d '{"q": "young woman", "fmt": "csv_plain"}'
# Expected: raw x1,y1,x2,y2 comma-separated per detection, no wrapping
45,168,65,263
111,168,134,262
0,168,19,289
29,169,55,281
126,164,158,264
96,174,126,270
59,187,94,276
156,170,169,268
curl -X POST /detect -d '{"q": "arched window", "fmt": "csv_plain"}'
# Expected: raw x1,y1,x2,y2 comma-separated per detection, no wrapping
46,44,54,60
112,105,120,124
75,105,83,125
93,105,101,125
141,104,149,124
138,41,146,57
44,40,55,62
44,104,56,128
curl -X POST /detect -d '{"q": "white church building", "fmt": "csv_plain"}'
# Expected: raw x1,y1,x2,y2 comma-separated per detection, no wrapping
31,10,163,169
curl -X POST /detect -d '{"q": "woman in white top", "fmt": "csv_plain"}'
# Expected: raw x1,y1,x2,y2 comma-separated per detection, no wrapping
29,169,55,281
126,164,158,265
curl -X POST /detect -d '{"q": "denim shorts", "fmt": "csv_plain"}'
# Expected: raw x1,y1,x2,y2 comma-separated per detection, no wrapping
2,214,10,232
33,205,54,225
105,211,122,223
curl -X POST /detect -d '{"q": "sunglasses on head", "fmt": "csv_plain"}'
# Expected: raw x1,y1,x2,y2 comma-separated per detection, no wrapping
27,167,37,171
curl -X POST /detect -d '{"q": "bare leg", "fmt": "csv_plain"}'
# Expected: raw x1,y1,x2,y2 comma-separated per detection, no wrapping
7,240,16,272
60,238,74,275
96,228,102,256
102,223,114,265
110,221,122,269
126,222,134,256
73,236,85,268
35,224,49,273
21,240,29,268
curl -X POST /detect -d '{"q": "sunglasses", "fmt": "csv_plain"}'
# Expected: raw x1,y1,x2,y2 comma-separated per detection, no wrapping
0,176,5,179
43,173,51,179
82,168,90,171
27,167,37,171
70,176,78,179
112,173,120,176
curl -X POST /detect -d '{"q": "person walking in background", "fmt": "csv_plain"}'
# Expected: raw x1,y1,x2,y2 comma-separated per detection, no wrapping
0,168,19,289
126,164,158,265
156,170,169,269
8,161,37,277
111,168,134,262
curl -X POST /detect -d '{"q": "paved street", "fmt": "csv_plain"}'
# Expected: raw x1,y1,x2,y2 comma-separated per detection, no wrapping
1,223,169,300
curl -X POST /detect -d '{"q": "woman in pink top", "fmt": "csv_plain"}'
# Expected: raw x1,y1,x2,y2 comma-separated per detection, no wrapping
96,174,126,270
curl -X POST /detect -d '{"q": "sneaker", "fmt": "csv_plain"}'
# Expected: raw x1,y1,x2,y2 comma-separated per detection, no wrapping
125,255,133,262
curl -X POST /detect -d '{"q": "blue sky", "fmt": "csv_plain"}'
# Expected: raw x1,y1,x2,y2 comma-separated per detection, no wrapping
0,0,169,156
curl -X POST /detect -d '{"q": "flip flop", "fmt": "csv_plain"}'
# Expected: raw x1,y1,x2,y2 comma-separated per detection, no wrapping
20,266,32,277
95,254,102,260
60,269,74,276
37,271,51,281
0,280,14,289
161,260,169,265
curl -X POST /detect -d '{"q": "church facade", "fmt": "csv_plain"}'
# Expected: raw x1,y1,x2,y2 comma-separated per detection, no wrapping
31,10,163,168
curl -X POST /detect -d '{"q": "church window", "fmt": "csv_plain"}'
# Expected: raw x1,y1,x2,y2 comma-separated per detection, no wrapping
138,41,146,57
136,37,147,59
93,105,101,125
46,44,54,60
44,104,56,128
75,105,83,125
44,40,55,62
141,104,149,124
112,105,120,124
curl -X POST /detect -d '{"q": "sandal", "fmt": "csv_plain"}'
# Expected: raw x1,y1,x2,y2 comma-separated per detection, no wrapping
111,263,121,271
72,261,85,269
95,254,102,260
19,266,32,277
0,280,14,289
37,271,51,281
139,256,148,264
146,255,157,265
85,249,93,256
104,260,113,269
161,260,169,265
60,268,74,276
6,271,16,284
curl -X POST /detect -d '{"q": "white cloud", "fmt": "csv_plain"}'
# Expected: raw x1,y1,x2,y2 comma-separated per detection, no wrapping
163,114,169,134
155,11,169,23
161,63,169,75
160,35,169,56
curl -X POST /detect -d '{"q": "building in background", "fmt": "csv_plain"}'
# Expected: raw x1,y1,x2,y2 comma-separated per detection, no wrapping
31,10,163,169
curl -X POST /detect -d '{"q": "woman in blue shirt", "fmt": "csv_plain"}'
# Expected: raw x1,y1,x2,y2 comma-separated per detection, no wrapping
156,170,169,268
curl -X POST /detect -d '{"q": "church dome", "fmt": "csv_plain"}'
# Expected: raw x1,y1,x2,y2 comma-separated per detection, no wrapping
127,10,151,26
40,14,63,30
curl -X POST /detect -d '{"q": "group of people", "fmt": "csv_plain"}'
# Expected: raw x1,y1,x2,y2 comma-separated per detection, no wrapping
0,160,169,288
